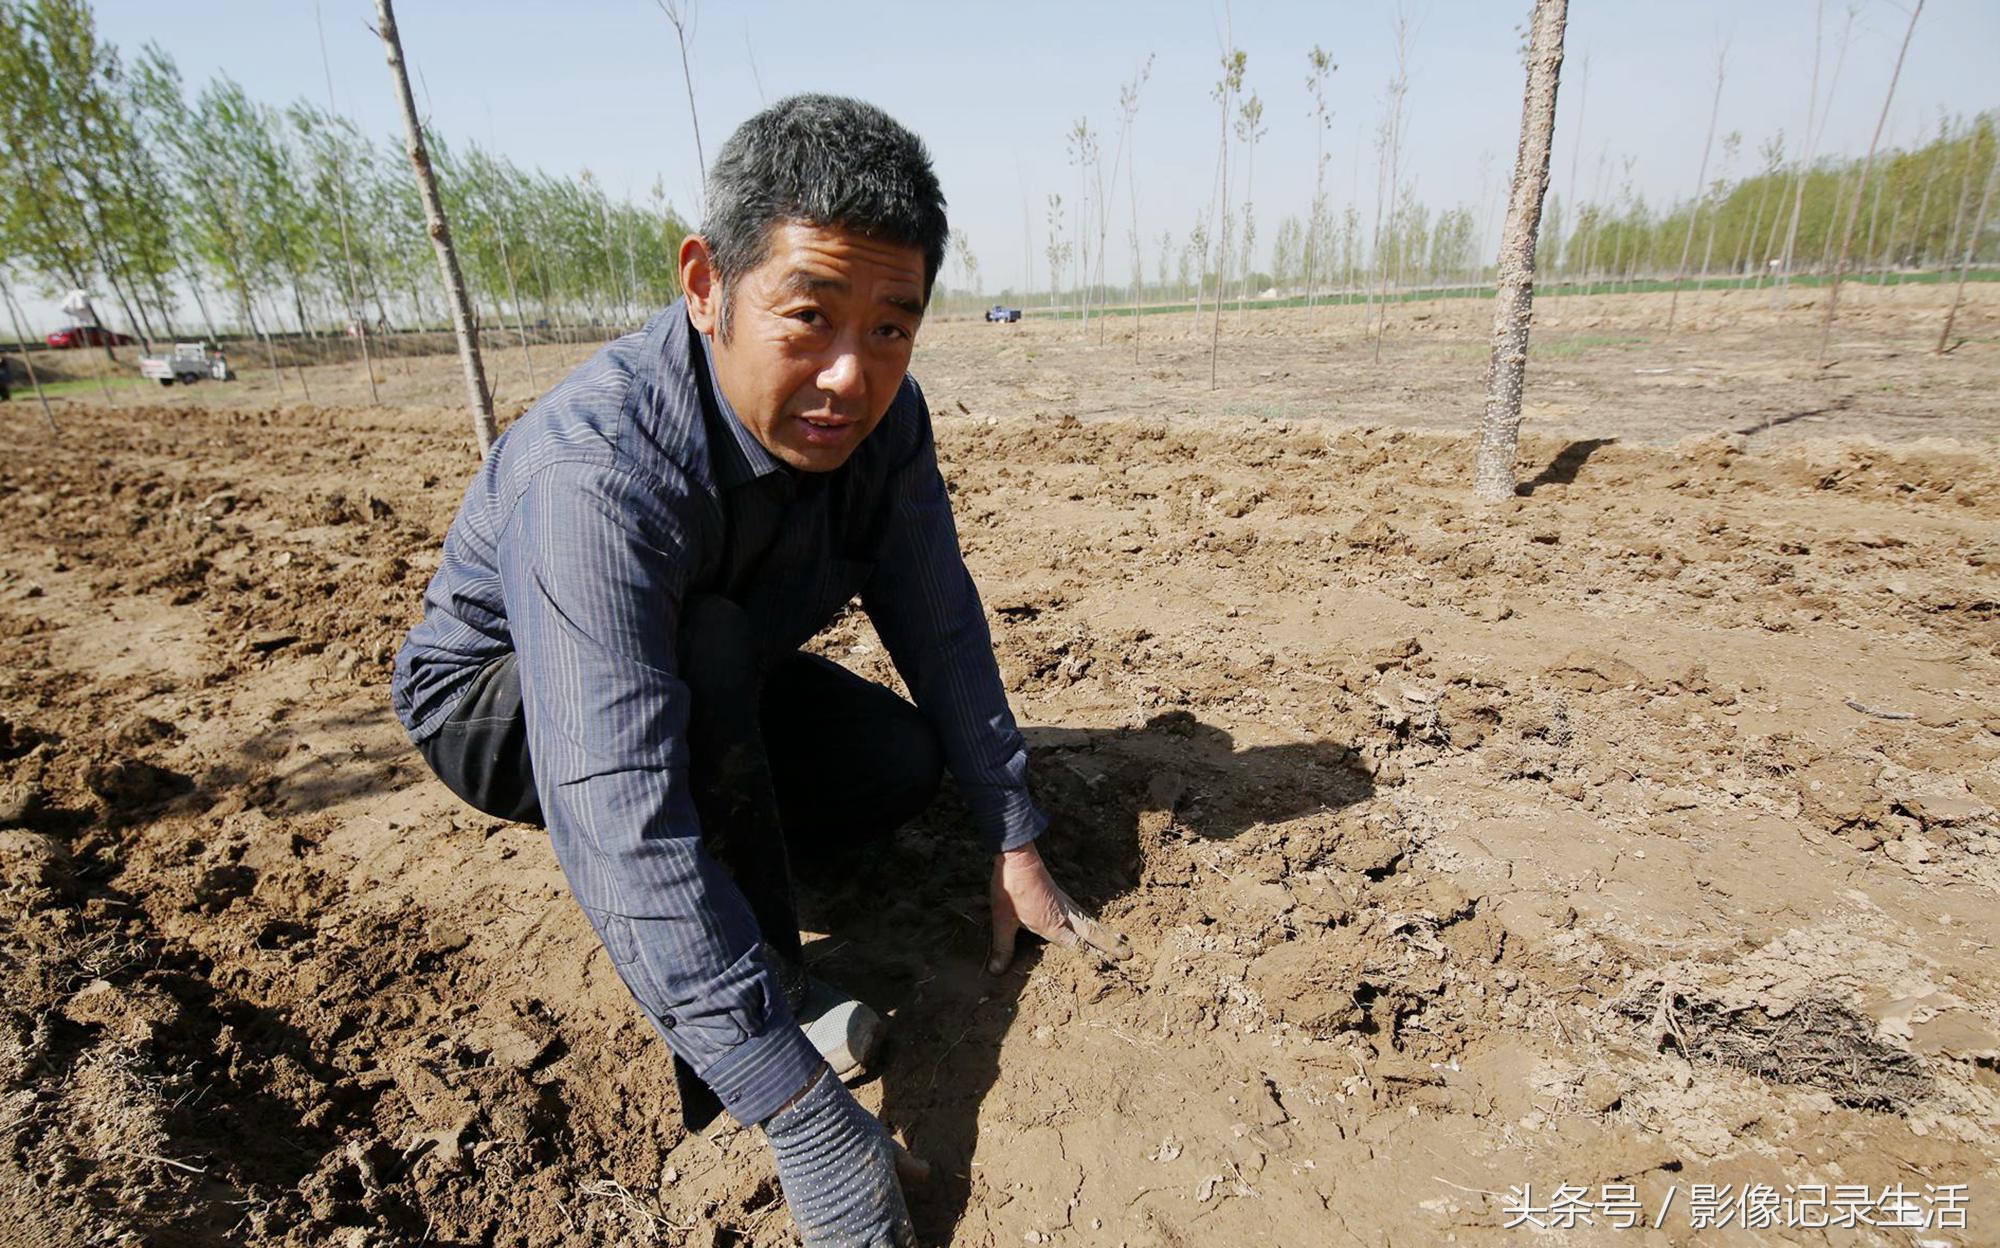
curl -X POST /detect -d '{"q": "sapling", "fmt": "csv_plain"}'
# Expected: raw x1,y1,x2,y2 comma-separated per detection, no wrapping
1666,42,1727,333
375,0,494,455
1819,0,1921,360
1474,0,1567,502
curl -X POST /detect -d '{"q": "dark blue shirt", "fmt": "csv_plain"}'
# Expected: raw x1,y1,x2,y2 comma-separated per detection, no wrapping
391,302,1045,1125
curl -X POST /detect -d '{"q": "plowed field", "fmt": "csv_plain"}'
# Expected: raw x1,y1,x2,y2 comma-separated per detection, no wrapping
3,283,1996,1246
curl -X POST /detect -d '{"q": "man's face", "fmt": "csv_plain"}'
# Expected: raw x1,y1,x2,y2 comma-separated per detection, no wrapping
683,222,926,474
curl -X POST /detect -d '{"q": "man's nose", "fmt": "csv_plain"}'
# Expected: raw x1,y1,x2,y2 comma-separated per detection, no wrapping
817,346,865,401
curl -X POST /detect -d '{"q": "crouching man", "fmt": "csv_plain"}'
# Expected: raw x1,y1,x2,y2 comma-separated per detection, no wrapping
390,95,1128,1245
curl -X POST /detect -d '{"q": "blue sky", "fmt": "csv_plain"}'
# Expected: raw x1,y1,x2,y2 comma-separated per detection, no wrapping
47,0,2000,310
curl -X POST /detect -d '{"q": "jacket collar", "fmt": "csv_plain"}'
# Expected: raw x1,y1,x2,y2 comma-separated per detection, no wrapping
688,311,786,491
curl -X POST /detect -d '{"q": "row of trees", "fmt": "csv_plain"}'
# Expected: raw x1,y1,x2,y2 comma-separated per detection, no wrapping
1004,2,1993,327
1546,114,1996,290
0,0,691,353
993,108,1998,320
3,0,1991,359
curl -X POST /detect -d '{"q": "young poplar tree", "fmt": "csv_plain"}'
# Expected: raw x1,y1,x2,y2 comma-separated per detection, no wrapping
1304,46,1337,325
315,2,378,402
1737,134,1784,286
1369,15,1412,363
1066,118,1096,335
1679,129,1740,321
1206,45,1245,387
1555,52,1587,296
1937,141,1996,353
1117,56,1152,362
1819,0,1923,360
1474,0,1567,502
375,0,495,455
1183,216,1207,332
1938,118,1977,277
1044,193,1069,316
1779,3,1855,288
1234,91,1266,314
1699,132,1739,282
1666,43,1727,332
653,0,706,219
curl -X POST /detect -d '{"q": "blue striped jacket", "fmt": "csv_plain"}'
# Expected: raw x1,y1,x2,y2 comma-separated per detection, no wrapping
391,302,1045,1124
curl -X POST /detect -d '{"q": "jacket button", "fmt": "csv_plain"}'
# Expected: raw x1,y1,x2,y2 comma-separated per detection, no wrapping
660,1014,676,1029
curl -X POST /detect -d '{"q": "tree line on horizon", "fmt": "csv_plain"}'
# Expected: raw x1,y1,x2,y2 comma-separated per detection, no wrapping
0,0,690,353
1005,104,1997,320
1,0,1994,355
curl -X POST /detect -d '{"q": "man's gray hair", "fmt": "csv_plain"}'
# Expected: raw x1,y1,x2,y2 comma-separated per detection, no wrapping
701,94,948,337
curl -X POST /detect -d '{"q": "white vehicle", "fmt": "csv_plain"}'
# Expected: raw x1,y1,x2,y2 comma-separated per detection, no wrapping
139,343,234,386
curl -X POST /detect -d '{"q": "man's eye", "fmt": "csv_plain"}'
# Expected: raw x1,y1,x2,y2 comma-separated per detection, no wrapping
791,308,825,326
876,323,911,341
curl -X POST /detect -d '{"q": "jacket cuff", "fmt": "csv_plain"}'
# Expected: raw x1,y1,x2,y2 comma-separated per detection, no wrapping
699,1012,826,1127
992,805,1048,854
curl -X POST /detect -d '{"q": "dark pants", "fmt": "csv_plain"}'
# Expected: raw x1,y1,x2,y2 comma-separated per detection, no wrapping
414,595,945,1125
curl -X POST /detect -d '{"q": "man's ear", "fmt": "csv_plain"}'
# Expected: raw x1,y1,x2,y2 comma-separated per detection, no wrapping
681,235,720,335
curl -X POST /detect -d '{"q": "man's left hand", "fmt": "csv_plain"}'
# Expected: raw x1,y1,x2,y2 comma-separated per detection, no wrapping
987,842,1132,974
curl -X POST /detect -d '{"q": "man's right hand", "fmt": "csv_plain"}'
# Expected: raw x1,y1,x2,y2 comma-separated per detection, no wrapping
762,1065,916,1247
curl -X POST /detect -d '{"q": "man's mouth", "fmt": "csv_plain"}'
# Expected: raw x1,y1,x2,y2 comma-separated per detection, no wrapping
793,413,861,444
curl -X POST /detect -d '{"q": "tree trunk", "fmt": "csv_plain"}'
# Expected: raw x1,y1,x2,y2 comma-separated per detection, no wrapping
241,292,286,395
1,275,59,434
1737,168,1771,288
1206,114,1227,385
377,0,496,455
1937,146,1997,353
267,293,313,400
1558,53,1588,294
654,0,707,219
1370,32,1410,365
1778,4,1828,289
1474,0,1567,502
1881,198,1903,277
1863,164,1886,273
319,1,381,404
532,250,572,347
1907,146,1939,272
1127,124,1142,365
498,233,538,391
144,269,180,342
1939,136,1976,286
1667,50,1726,332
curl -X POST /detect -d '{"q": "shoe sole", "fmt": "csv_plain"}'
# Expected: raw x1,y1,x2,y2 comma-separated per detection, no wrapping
801,995,885,1080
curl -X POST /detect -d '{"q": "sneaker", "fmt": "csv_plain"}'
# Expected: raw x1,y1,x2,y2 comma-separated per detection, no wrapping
769,950,885,1080
796,974,885,1081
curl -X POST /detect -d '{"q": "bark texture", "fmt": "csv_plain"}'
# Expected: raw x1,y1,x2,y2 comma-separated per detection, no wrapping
1474,0,1568,501
376,0,496,456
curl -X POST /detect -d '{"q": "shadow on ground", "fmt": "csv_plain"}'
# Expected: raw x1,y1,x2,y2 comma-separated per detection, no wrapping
799,710,1373,1239
1518,437,1616,495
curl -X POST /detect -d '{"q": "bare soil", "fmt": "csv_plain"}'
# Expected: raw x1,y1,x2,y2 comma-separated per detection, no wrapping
1,284,1996,1247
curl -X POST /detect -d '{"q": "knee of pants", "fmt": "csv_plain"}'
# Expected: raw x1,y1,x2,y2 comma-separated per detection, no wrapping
884,712,946,826
679,594,758,698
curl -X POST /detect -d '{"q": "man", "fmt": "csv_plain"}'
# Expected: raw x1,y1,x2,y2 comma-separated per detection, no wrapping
391,95,1127,1245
